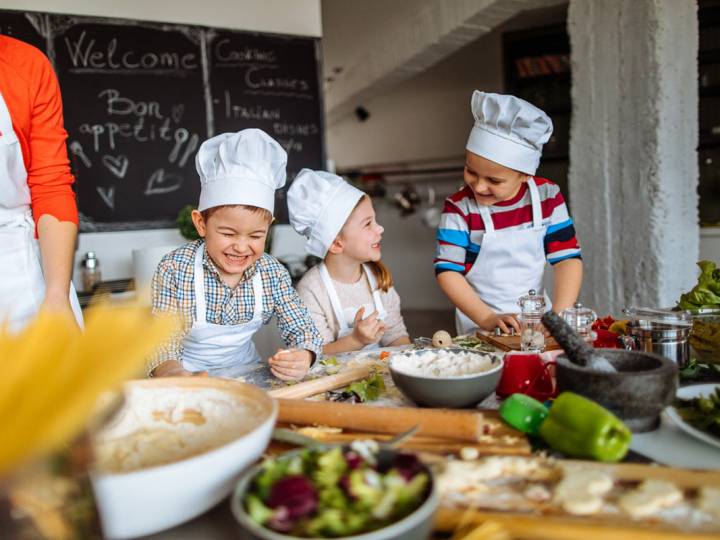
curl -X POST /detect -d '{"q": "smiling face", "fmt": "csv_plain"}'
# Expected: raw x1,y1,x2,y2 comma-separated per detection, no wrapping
191,205,271,285
331,196,384,262
463,150,529,206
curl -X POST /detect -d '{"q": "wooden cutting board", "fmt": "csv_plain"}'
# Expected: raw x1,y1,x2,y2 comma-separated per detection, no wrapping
434,460,720,539
476,332,561,352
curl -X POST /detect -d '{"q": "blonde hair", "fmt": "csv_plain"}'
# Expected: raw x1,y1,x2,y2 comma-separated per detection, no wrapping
200,204,273,223
339,195,393,293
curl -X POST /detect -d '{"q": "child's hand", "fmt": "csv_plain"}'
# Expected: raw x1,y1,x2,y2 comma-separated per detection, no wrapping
268,348,312,381
480,313,521,335
152,360,208,378
352,307,385,346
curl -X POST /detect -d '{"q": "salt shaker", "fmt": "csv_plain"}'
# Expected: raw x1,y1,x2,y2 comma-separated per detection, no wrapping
518,289,546,352
81,251,102,292
560,302,597,345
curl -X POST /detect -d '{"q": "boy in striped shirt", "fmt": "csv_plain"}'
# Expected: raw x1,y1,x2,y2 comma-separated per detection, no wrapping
435,91,582,335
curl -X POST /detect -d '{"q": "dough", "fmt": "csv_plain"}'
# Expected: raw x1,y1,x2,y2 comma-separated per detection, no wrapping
553,469,613,515
618,479,683,519
432,330,453,348
698,486,720,517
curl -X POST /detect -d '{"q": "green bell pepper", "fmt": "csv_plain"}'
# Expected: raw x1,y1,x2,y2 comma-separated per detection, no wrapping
499,393,549,435
538,392,632,462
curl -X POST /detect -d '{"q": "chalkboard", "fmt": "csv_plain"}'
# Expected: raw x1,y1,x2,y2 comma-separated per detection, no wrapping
0,10,324,231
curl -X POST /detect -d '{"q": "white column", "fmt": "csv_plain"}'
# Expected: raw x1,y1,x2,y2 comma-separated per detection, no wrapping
568,0,699,313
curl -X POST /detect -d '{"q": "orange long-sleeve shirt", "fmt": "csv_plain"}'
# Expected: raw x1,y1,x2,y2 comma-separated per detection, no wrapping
0,35,78,228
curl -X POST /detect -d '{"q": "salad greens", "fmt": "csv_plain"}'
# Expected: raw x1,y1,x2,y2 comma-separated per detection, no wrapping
244,443,429,537
675,386,720,438
678,260,720,310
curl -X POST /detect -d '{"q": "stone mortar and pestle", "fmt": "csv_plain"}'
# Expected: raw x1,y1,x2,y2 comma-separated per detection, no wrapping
542,311,678,433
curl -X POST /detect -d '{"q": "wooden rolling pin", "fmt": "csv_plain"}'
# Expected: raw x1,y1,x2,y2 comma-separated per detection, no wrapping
267,366,372,399
275,399,489,443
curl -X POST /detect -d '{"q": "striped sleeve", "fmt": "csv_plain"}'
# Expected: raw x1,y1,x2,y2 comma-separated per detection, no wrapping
434,197,471,275
543,190,582,264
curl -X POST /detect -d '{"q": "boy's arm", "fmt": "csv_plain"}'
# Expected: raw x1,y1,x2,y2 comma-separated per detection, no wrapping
437,271,507,331
147,259,191,376
551,258,583,313
272,265,323,360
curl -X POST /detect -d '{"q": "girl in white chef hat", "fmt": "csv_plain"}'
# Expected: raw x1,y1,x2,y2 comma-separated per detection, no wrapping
148,129,323,380
435,91,583,336
288,170,411,354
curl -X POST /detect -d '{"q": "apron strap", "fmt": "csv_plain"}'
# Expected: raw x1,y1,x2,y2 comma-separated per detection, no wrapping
477,201,495,233
319,263,350,333
527,178,543,230
193,243,207,326
363,264,387,320
251,270,264,321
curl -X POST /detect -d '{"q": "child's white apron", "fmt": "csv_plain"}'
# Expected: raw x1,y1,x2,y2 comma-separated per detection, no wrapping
319,262,386,351
181,243,264,377
0,90,82,332
455,178,549,335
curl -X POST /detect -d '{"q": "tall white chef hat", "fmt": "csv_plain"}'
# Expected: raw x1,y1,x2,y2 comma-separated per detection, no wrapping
287,169,365,258
466,91,553,176
196,128,287,213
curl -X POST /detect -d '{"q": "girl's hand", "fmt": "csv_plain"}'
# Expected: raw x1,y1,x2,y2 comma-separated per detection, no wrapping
152,360,208,378
480,313,521,334
269,349,312,381
352,307,385,346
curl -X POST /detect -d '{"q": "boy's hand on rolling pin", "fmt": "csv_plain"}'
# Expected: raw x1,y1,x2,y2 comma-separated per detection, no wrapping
352,307,385,346
480,313,521,335
152,360,208,378
269,349,312,381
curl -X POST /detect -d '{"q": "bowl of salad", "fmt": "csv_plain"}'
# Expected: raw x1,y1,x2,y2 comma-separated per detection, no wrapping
231,441,438,539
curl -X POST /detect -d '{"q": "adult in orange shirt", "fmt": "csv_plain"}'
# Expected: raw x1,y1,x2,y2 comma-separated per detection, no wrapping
0,35,82,331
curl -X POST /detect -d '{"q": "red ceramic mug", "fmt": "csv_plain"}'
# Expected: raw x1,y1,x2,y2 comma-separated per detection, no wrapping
496,353,557,401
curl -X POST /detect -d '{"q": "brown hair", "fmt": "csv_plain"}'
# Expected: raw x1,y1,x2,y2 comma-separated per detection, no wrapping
342,195,393,293
200,204,273,223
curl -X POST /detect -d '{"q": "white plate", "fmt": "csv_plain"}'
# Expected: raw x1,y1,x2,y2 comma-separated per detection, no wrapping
665,383,720,450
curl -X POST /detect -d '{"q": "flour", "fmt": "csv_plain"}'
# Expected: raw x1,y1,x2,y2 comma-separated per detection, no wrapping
390,349,499,378
93,386,260,473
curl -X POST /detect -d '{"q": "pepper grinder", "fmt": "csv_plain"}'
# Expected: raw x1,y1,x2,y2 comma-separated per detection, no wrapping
560,303,597,345
518,289,546,352
81,251,102,293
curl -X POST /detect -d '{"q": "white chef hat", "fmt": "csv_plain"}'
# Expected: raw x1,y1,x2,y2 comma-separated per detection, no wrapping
195,128,287,213
287,169,365,258
466,91,553,176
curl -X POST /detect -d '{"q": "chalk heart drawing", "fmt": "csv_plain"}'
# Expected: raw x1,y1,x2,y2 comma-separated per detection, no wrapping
96,186,115,210
145,168,183,195
102,155,129,179
171,104,185,124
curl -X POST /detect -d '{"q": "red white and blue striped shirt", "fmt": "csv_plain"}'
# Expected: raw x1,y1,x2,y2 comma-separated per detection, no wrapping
434,178,581,275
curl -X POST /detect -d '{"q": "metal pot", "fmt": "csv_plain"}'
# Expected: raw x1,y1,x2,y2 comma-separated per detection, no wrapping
625,322,691,368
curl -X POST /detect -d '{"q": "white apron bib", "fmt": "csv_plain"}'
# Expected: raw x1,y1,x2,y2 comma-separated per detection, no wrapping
319,262,387,351
0,91,82,333
181,243,264,377
455,178,549,335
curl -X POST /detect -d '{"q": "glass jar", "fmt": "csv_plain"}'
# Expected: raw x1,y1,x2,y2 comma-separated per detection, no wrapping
81,252,102,293
560,302,597,345
517,289,546,352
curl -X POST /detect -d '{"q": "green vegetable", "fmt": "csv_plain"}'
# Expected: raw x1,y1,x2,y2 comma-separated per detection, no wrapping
539,392,632,462
675,386,720,438
176,205,200,241
320,356,339,367
347,373,385,402
678,260,720,310
246,494,274,525
499,393,549,435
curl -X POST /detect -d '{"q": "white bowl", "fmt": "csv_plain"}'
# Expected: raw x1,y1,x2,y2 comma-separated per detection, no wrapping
90,378,277,539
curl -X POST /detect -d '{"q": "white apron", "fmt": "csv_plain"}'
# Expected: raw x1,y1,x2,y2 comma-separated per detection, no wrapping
0,91,82,333
181,243,264,377
319,262,387,351
455,178,549,335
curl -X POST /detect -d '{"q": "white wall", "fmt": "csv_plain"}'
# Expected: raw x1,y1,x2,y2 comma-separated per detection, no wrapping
2,0,321,291
2,0,321,36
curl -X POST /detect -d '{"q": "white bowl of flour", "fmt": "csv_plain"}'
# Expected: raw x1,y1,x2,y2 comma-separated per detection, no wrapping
90,377,276,539
389,348,503,408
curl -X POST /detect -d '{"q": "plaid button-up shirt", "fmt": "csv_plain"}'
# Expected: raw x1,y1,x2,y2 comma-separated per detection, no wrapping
148,240,322,374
